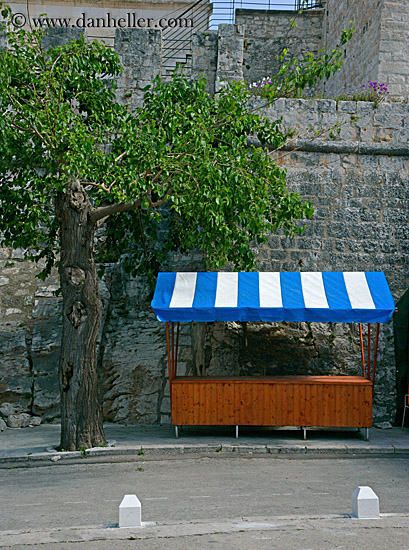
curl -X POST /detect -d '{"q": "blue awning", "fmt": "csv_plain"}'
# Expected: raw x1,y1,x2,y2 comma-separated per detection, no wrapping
151,272,395,323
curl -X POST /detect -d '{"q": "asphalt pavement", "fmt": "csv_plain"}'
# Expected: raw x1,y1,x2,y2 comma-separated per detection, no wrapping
1,424,409,549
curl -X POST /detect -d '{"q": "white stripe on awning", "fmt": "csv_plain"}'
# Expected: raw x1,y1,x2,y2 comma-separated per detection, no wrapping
301,272,329,309
259,272,282,307
215,272,238,307
343,272,375,309
169,272,197,308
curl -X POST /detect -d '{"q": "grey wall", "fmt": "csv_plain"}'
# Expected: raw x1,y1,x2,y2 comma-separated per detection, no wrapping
1,17,408,428
322,0,409,98
237,9,324,88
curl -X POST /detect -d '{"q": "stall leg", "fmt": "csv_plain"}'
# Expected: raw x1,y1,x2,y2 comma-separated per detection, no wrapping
175,425,179,439
235,425,239,439
303,428,307,441
364,428,370,441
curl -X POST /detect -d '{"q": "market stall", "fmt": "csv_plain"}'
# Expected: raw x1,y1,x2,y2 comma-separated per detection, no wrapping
151,272,395,439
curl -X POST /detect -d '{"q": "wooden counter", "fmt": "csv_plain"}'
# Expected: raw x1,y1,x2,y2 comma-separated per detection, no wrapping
170,375,373,428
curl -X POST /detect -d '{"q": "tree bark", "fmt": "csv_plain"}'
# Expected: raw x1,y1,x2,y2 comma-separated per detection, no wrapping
55,180,106,451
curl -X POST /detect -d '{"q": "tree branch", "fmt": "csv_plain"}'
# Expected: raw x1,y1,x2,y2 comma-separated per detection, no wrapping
90,201,141,223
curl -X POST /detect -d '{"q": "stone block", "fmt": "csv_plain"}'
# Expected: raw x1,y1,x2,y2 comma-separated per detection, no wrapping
119,494,142,528
351,486,380,519
7,412,32,428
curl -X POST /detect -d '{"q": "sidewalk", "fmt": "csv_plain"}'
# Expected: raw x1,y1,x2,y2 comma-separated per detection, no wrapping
2,423,409,465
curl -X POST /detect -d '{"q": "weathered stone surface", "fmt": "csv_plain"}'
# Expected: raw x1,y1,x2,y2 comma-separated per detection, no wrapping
7,412,32,428
30,301,62,419
29,415,42,426
0,328,32,421
237,9,323,89
0,418,7,431
191,31,218,94
322,0,409,98
114,29,161,108
101,269,167,424
215,24,244,92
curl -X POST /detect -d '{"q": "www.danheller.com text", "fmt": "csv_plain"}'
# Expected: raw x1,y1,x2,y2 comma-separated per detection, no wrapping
10,11,194,29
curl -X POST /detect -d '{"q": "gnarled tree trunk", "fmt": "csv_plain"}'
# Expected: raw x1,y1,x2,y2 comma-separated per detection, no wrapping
55,180,106,451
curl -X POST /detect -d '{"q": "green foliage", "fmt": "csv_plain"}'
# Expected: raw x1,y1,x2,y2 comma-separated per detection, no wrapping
79,446,88,458
258,24,355,101
0,6,314,281
0,7,124,275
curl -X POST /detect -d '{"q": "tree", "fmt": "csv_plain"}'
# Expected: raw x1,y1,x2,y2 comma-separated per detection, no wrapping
0,6,350,450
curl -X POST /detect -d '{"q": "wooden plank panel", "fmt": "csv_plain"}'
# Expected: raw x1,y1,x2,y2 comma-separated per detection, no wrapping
323,383,333,426
184,383,194,425
350,384,359,426
173,375,373,384
309,384,317,426
292,383,299,425
242,382,254,425
192,382,199,425
243,383,254,425
345,384,353,426
216,383,224,424
254,383,263,424
204,382,213,424
170,383,177,424
197,382,205,424
235,383,244,424
334,383,342,426
361,384,373,427
302,383,310,426
279,382,289,425
210,383,218,424
263,383,272,424
273,381,282,425
170,377,373,428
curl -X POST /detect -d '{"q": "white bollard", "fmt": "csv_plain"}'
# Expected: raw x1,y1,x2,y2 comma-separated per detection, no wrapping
351,486,380,519
119,494,142,528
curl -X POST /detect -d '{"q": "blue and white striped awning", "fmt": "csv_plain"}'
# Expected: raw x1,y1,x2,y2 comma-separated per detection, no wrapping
151,272,395,323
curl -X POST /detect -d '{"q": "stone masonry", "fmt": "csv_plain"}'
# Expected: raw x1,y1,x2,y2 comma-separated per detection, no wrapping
236,8,324,87
0,10,408,428
322,0,409,98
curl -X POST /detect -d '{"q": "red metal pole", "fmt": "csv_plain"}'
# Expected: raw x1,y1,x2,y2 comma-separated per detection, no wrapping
171,322,175,379
367,323,371,381
359,323,366,378
166,322,172,382
175,322,180,378
372,323,380,387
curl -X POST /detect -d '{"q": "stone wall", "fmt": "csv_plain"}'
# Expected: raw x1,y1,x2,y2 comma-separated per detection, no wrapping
236,8,324,87
377,0,409,98
322,0,409,98
321,0,383,96
1,96,408,427
1,22,409,428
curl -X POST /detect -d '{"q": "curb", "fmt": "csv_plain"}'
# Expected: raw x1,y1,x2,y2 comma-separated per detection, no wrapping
2,442,409,466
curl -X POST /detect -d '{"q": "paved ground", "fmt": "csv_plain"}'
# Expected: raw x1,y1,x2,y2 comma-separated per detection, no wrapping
1,424,409,549
1,454,409,549
1,423,409,466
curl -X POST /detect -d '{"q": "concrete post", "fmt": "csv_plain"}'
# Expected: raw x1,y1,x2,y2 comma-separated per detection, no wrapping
351,486,380,519
119,494,142,527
